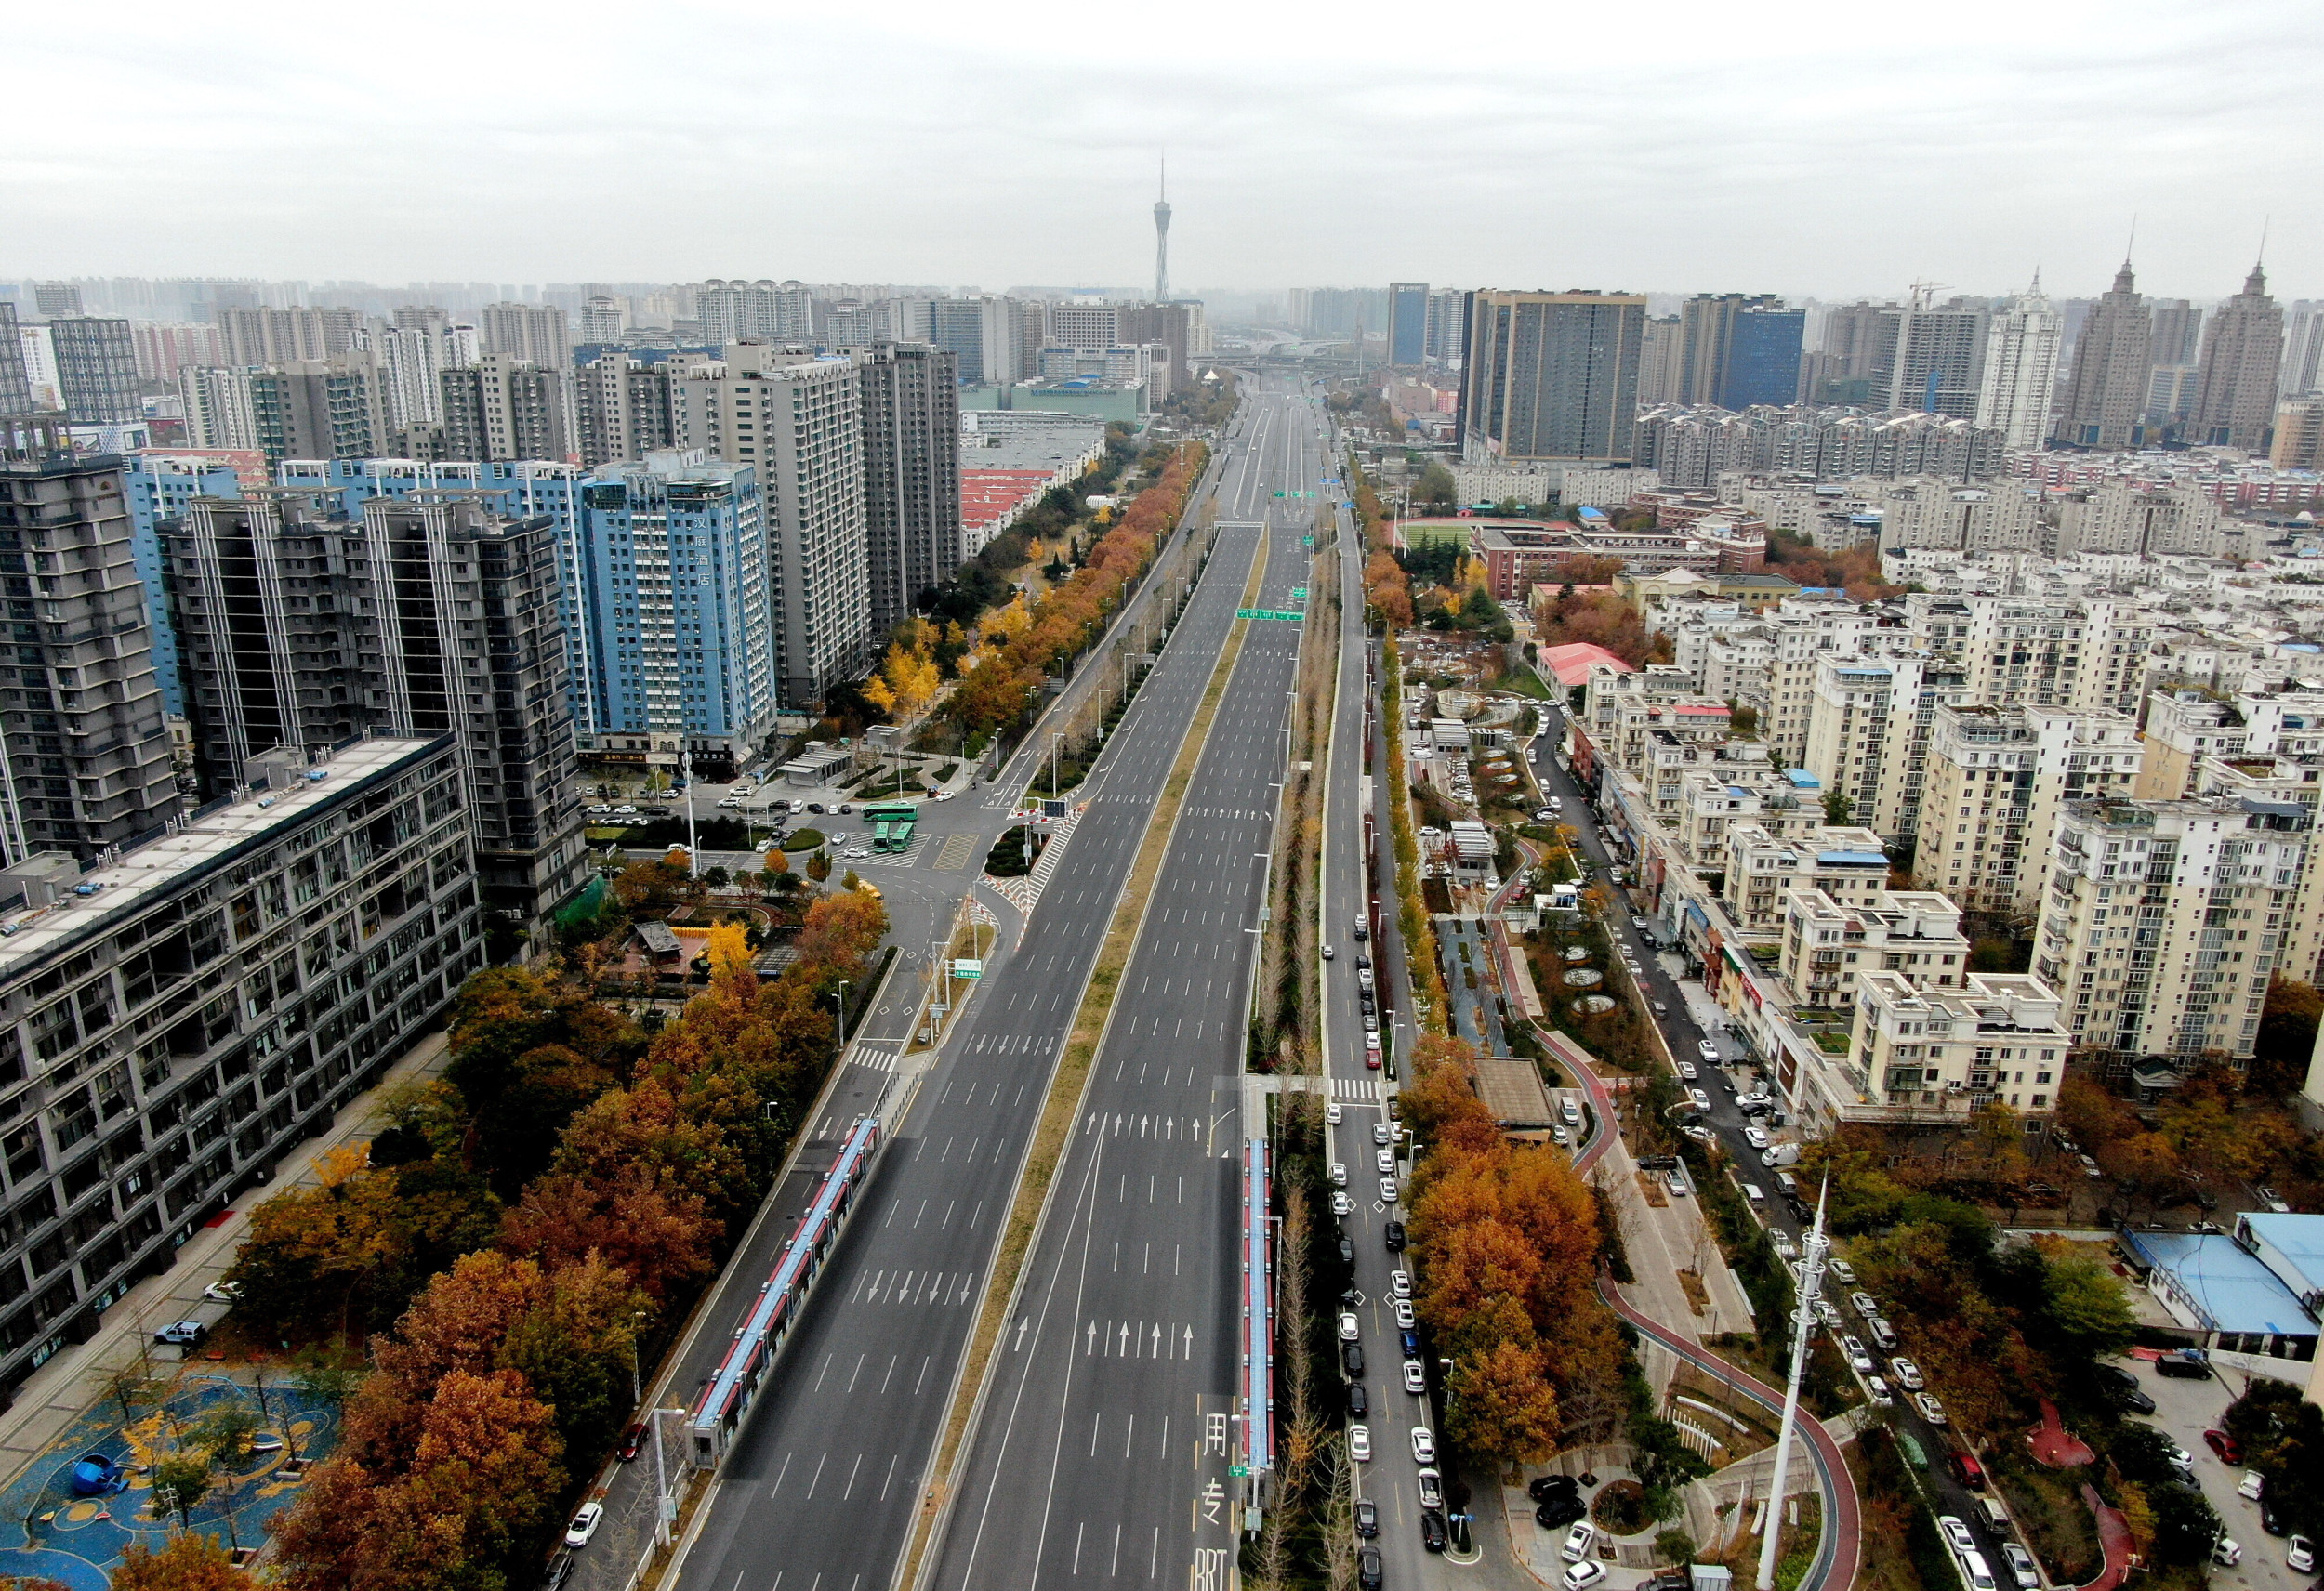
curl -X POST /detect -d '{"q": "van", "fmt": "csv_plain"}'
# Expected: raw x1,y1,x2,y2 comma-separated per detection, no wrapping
1867,1318,1898,1350
1560,1098,1580,1127
1742,1184,1766,1206
1652,1001,1670,1019
1959,1551,1996,1591
1775,1172,1800,1199
1975,1496,2011,1534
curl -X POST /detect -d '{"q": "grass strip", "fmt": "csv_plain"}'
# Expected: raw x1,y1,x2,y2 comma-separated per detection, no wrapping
898,529,1271,1591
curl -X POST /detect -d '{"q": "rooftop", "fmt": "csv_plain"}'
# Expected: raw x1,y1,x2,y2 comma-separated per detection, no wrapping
0,736,449,983
2122,1230,2317,1337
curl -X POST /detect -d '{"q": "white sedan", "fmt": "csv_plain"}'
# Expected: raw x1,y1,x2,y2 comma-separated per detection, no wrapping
1410,1427,1436,1463
1349,1424,1372,1462
842,848,871,860
1743,1126,1771,1151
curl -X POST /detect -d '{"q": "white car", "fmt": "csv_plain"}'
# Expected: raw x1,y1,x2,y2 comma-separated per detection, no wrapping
1331,1191,1353,1216
1914,1392,1948,1427
1828,1259,1857,1284
1688,1088,1712,1113
1743,1126,1771,1151
1391,1269,1412,1299
1380,1177,1400,1204
2162,1440,2192,1473
565,1501,604,1547
1842,1336,1874,1373
717,797,740,809
1564,1565,1606,1591
1698,1040,1720,1062
1403,1360,1427,1393
1330,1162,1348,1187
1889,1357,1924,1391
1393,1299,1416,1329
1339,1312,1360,1342
1376,1149,1396,1174
1864,1374,1893,1407
2238,1469,2265,1501
842,848,870,860
1373,1122,1393,1146
1851,1292,1881,1319
1939,1517,1974,1555
1411,1427,1435,1463
1814,1299,1842,1328
2001,1543,2039,1588
1562,1521,1597,1562
1417,1467,1444,1508
614,804,639,814
1677,1060,1698,1081
2289,1537,2316,1574
1349,1423,1372,1462
202,1281,243,1304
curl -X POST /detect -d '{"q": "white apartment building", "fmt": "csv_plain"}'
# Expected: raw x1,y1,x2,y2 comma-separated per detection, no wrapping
2051,480,2228,559
1852,970,2070,1118
1800,650,1974,838
1974,281,2063,450
1723,822,1891,930
1781,888,1970,1011
2035,796,2310,1074
1917,704,2144,918
669,345,872,705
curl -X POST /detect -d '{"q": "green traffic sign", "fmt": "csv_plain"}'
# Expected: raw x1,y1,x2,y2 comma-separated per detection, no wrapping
1290,587,1308,601
1230,1465,1250,1478
1301,535,1314,546
1235,609,1305,623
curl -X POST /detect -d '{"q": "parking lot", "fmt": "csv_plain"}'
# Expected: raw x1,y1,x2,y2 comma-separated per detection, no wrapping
2117,1353,2308,1591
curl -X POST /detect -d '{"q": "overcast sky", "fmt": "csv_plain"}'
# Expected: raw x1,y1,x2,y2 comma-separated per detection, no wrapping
10,0,2319,303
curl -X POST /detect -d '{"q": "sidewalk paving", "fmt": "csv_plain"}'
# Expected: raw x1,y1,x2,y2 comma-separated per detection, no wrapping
0,1030,451,1499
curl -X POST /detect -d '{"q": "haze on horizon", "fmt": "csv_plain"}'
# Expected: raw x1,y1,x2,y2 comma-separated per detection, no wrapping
7,0,2319,304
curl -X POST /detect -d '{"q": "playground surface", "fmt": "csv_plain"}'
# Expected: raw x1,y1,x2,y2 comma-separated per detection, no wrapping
0,1368,340,1588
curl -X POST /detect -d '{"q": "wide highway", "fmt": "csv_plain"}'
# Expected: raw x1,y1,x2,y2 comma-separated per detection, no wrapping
665,380,1308,1591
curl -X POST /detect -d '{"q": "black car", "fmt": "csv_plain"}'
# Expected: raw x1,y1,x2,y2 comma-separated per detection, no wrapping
546,1554,575,1589
1536,1496,1587,1530
1354,1500,1379,1538
1339,1235,1356,1265
2156,1349,2212,1379
2263,1499,2289,1537
807,802,825,813
1421,1510,1448,1553
1384,1220,1406,1252
1343,1343,1365,1377
1358,1547,1383,1591
1348,1382,1368,1417
1529,1474,1580,1503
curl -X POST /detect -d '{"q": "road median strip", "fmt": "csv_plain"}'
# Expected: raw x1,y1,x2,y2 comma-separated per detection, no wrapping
897,528,1274,1591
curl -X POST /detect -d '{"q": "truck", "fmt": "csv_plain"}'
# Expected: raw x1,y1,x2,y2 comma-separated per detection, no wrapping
1760,1142,1802,1168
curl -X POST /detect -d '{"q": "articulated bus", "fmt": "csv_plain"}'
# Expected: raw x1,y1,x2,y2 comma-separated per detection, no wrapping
688,1116,884,1467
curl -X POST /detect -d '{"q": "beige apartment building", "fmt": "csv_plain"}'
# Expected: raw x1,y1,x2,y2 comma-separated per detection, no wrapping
2034,796,2311,1076
1801,651,1974,838
1782,888,1971,1011
1917,704,2143,918
1852,970,2071,1117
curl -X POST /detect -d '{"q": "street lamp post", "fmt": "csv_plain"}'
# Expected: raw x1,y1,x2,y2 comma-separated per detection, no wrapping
680,751,698,879
630,1309,645,1407
1755,1182,1830,1591
835,980,851,1048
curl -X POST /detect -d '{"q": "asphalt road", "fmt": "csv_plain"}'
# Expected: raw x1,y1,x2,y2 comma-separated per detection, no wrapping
919,376,1325,1591
657,387,1289,1591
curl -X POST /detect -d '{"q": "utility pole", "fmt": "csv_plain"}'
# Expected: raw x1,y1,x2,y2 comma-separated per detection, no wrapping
1756,1180,1830,1591
680,750,698,879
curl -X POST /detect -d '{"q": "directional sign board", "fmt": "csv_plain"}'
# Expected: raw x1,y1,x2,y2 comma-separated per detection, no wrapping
1289,587,1308,601
950,960,983,980
1235,609,1305,623
1301,535,1313,547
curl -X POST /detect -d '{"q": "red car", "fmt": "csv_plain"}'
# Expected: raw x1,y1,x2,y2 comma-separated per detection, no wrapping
2203,1428,2240,1464
616,1422,647,1462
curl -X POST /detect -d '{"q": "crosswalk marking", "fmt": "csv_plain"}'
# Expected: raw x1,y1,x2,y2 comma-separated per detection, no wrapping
1328,1077,1383,1101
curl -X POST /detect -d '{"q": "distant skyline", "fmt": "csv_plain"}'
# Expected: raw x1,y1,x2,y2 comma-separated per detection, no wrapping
7,0,2318,302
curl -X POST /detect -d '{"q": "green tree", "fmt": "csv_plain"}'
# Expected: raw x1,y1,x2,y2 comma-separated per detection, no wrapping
1822,791,1854,826
806,848,833,883
150,1453,213,1530
1415,461,1458,505
2038,1247,2136,1359
2252,977,2321,1097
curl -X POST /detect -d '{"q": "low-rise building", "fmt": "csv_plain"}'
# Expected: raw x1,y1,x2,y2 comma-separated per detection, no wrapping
1781,888,1970,1011
1850,969,2070,1117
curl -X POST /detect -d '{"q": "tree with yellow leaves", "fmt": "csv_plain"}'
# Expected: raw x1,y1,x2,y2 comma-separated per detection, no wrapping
861,638,943,721
706,922,755,982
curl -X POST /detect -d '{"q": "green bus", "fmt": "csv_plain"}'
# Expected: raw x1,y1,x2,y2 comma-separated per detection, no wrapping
862,803,917,825
879,820,917,853
870,822,894,852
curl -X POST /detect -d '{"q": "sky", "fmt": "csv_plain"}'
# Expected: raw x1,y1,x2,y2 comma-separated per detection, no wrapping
10,0,2322,304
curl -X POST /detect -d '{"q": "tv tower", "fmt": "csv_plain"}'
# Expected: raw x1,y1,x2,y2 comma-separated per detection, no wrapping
1154,157,1171,303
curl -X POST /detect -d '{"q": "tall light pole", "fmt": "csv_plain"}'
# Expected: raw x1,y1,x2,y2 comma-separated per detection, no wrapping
629,1309,645,1406
680,750,698,879
1756,1180,1830,1591
835,980,851,1048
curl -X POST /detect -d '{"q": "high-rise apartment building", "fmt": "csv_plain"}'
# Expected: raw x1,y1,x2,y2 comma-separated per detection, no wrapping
2035,796,2309,1070
1815,302,1904,401
574,351,676,468
2053,261,2152,448
367,325,446,431
1423,290,1469,366
567,453,774,762
48,320,140,426
694,281,813,346
574,296,627,346
2190,264,2285,452
1048,300,1122,348
1460,291,1646,464
178,359,387,464
1886,296,1986,418
1917,704,2142,918
0,419,184,864
1974,279,2061,449
213,306,361,366
1677,295,1802,409
440,354,571,463
1800,650,1972,839
1849,970,2071,1117
124,454,251,717
2149,299,2204,368
0,732,482,1409
129,322,224,386
1389,283,1429,366
177,367,258,453
1636,316,1683,406
2273,397,2324,471
32,283,84,319
850,342,961,637
2281,304,2324,398
165,492,586,921
926,297,1020,386
0,307,31,414
480,303,572,372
